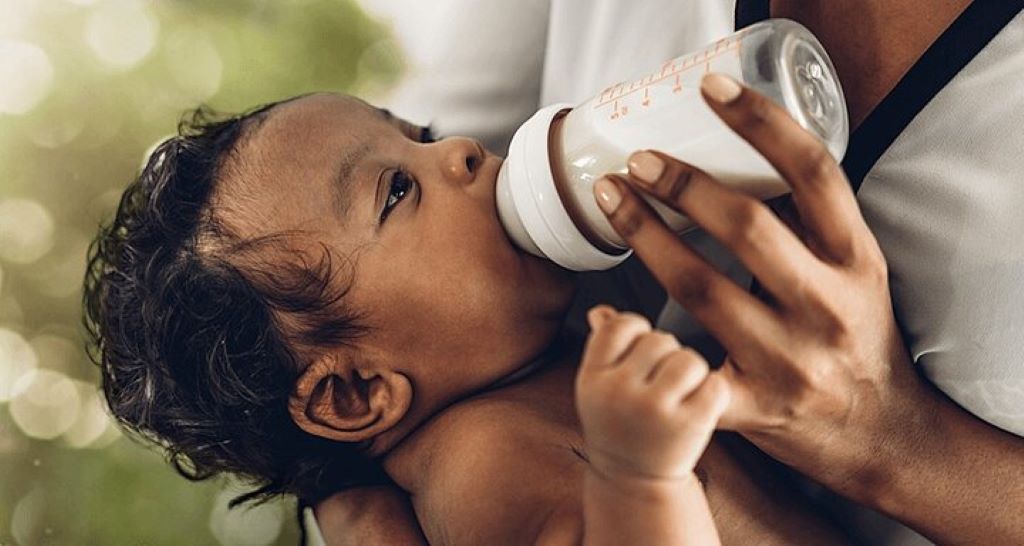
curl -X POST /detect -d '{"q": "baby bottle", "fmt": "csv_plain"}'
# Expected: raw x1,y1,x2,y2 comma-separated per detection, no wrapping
496,19,849,271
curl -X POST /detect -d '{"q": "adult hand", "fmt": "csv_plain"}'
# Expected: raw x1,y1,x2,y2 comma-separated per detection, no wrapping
590,73,931,502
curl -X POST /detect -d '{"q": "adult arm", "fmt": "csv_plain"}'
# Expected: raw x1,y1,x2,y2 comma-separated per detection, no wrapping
314,486,427,546
592,74,1024,544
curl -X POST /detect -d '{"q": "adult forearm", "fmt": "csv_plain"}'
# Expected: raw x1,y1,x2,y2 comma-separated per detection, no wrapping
699,438,853,546
315,486,428,546
849,384,1024,544
582,467,719,546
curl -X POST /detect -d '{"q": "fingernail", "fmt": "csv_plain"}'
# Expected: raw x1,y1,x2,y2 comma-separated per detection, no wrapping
594,177,621,214
628,151,664,184
701,73,742,104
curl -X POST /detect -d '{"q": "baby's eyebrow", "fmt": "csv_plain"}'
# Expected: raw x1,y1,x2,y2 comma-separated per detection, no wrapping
330,106,416,217
333,141,371,218
377,107,423,137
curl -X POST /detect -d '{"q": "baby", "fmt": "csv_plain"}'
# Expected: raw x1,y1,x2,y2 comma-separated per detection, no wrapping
84,93,844,544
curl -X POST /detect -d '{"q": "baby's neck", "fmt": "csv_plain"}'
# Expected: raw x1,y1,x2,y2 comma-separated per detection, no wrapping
487,326,584,389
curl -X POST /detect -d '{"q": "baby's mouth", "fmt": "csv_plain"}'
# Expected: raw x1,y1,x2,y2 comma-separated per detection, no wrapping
491,158,521,255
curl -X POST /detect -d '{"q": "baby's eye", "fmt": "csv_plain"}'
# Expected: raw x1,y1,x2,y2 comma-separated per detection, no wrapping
380,169,415,223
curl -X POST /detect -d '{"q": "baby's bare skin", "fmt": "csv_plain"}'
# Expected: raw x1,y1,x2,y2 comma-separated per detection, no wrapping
323,332,850,545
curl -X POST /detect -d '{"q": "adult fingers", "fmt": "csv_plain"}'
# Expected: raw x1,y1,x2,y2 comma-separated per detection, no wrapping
623,150,827,310
594,174,789,361
700,73,873,266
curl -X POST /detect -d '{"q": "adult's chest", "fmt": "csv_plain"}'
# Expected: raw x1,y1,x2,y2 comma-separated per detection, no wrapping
855,11,1024,436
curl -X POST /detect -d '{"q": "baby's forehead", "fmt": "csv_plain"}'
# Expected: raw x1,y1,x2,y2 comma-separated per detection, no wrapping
229,94,379,179
247,93,377,145
211,94,386,240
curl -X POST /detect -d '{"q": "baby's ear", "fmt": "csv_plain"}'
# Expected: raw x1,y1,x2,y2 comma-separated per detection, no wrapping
288,354,412,442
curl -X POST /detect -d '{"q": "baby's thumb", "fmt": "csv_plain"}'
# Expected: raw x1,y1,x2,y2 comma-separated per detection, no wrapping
586,305,617,330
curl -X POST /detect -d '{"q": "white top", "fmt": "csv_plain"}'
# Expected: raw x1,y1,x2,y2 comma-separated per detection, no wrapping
855,10,1024,437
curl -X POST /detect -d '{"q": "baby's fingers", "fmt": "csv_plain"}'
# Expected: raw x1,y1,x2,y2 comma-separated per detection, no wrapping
647,348,709,396
581,306,652,370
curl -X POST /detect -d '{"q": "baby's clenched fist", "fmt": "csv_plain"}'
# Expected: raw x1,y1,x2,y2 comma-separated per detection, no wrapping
576,305,730,483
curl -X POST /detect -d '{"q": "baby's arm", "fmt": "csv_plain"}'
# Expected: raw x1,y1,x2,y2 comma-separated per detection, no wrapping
564,306,730,546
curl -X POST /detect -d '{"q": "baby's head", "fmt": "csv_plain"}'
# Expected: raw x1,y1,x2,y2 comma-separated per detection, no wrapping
83,93,574,504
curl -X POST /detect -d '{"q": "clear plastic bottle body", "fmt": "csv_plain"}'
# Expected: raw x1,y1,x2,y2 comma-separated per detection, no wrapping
554,19,848,251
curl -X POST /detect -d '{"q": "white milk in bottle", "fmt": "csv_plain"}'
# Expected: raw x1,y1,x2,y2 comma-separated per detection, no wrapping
496,19,849,271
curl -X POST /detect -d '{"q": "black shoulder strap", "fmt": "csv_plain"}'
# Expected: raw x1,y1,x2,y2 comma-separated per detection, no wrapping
733,1,1023,192
735,0,770,29
843,1,1022,191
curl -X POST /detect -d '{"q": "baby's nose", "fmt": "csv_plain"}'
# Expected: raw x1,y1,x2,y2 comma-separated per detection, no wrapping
440,137,484,185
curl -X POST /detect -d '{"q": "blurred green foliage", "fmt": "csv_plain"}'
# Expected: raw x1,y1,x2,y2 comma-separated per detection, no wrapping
0,0,402,544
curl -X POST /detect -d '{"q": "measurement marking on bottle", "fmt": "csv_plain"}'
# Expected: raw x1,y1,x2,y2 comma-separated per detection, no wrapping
594,33,747,121
610,99,630,119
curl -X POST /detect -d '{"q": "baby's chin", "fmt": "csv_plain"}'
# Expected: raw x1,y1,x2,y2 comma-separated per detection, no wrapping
529,254,578,313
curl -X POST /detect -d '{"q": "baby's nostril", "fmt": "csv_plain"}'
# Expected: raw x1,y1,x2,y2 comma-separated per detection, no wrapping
465,155,479,173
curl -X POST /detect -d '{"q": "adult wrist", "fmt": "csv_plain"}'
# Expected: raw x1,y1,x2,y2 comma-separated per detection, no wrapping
829,375,942,511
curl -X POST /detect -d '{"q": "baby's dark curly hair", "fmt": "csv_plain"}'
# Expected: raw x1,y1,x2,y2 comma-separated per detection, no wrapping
82,100,390,507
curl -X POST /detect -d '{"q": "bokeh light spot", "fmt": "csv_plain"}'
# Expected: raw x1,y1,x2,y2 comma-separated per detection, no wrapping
0,328,38,402
0,0,36,37
9,368,81,440
84,0,159,70
68,97,124,151
28,113,86,149
0,39,55,115
29,333,79,375
164,29,224,101
0,198,56,264
33,234,91,299
63,380,116,449
11,486,45,546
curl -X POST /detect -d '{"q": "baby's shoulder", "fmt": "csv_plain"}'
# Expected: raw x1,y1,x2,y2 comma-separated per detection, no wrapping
427,395,580,488
417,397,583,544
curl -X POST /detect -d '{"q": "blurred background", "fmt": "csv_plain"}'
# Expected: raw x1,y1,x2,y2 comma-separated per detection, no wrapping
0,0,425,543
